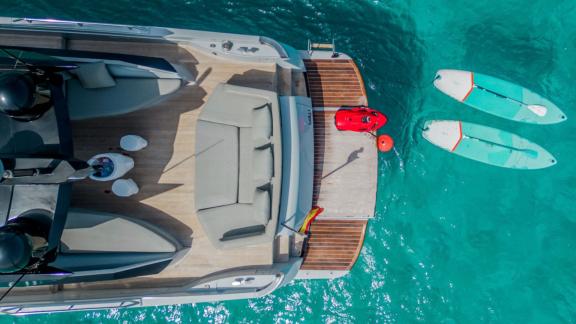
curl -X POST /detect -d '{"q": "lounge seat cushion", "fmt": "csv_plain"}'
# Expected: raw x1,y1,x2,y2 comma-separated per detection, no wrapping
238,127,254,204
72,62,116,89
107,64,182,79
253,147,274,182
253,190,271,224
197,203,271,247
198,85,271,128
195,121,239,210
67,78,182,120
252,104,272,144
61,209,177,253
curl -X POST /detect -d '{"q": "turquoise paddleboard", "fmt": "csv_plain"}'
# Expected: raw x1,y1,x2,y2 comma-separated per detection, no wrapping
422,120,556,169
433,70,567,124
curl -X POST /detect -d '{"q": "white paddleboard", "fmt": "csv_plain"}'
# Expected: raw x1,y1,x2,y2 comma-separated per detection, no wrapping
422,120,556,169
434,69,567,124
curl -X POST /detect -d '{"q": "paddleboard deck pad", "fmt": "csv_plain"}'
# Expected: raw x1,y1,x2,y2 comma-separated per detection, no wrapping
422,120,556,169
433,69,567,124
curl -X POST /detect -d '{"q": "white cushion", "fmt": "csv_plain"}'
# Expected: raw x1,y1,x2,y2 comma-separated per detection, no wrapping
238,128,254,204
252,190,271,224
74,62,116,89
195,121,239,210
252,105,272,143
253,147,273,182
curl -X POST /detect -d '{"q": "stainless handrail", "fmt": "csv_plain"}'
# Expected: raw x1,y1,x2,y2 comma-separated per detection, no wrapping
6,17,154,36
259,36,289,58
0,299,141,315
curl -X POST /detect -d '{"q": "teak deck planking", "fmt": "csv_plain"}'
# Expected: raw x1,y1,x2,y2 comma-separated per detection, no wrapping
301,219,367,270
304,59,368,107
300,58,374,271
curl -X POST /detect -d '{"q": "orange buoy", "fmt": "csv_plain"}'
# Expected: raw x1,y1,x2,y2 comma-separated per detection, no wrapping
377,134,394,152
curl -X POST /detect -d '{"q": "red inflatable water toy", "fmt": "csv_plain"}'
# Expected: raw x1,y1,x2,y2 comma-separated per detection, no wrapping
334,107,387,132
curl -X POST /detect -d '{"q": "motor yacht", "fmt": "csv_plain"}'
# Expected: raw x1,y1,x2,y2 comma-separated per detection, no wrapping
0,17,377,314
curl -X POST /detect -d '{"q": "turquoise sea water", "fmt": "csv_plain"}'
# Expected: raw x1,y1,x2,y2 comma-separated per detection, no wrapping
2,0,576,322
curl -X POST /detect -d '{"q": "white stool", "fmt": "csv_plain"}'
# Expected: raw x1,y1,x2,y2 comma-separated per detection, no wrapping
112,179,139,197
88,153,134,182
120,135,148,152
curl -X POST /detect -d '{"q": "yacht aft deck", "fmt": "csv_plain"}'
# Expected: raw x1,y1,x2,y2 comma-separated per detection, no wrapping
67,52,376,285
69,41,277,279
0,20,376,312
0,32,278,287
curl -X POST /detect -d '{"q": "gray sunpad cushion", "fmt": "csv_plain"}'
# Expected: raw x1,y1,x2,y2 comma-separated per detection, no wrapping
194,83,279,248
252,105,272,143
253,190,271,224
238,127,254,204
195,121,239,210
198,204,259,233
253,147,273,182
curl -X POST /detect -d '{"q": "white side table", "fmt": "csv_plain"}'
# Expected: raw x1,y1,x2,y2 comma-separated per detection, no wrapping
112,179,139,197
120,135,148,152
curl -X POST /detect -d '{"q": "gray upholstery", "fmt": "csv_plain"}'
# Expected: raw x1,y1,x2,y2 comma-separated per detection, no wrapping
197,190,270,244
253,147,274,181
252,105,272,144
198,89,269,127
195,121,239,210
253,190,271,224
66,62,183,120
238,127,255,204
61,209,179,253
72,62,116,89
195,84,281,249
67,78,182,120
198,204,271,244
107,64,182,79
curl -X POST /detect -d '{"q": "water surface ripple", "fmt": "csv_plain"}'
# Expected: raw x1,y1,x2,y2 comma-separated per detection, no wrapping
2,0,576,322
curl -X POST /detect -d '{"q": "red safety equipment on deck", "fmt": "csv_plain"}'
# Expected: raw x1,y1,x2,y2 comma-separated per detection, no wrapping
377,134,394,152
334,107,387,133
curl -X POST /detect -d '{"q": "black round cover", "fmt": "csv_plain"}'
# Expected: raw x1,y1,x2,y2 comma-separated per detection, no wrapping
0,72,36,117
0,227,32,273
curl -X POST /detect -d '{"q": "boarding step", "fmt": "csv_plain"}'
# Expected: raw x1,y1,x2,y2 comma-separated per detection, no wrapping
307,39,337,57
300,219,367,271
304,59,367,107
